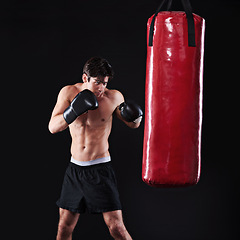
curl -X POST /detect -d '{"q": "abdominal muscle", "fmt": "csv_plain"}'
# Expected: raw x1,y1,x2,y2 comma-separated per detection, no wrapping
69,115,112,162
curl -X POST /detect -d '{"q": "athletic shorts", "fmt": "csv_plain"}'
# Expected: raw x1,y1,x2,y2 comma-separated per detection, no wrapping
56,159,122,214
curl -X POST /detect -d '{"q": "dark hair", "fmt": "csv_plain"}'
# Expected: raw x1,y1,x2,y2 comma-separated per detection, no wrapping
83,57,114,81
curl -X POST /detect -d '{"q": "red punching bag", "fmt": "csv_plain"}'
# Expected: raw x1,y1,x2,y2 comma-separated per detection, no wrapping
142,0,205,187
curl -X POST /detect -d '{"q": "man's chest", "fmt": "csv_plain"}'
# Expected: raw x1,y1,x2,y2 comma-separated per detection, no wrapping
74,97,116,127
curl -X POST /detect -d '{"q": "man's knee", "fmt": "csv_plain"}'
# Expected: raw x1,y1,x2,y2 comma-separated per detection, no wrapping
108,221,127,239
57,222,74,238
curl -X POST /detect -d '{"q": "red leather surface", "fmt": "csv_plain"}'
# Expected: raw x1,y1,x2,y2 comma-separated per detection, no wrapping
142,12,205,187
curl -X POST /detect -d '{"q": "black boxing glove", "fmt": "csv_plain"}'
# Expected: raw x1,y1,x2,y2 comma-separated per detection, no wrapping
63,89,98,124
119,100,143,123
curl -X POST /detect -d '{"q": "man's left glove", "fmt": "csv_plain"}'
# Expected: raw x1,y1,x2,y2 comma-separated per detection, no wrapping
119,101,143,124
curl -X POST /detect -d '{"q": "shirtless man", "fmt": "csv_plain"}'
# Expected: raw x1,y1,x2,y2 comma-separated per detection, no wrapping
48,57,143,240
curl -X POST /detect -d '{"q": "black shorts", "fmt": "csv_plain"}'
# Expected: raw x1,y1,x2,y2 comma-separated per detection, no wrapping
56,162,122,214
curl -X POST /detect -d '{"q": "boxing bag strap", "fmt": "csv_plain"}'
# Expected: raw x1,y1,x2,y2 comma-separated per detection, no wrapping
149,0,196,47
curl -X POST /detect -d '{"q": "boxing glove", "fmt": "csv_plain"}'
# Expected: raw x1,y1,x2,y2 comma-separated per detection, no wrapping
63,89,98,124
119,101,143,123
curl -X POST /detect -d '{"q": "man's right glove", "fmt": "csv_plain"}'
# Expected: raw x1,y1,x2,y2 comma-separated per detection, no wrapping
63,89,98,124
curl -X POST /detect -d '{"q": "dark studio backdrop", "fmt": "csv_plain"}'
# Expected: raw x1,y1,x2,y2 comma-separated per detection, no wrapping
1,0,239,239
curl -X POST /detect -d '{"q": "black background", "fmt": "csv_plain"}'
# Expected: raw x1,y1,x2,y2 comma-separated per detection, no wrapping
1,0,239,239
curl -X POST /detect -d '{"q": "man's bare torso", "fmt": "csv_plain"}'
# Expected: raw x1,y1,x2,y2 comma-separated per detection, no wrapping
48,76,139,161
66,83,122,161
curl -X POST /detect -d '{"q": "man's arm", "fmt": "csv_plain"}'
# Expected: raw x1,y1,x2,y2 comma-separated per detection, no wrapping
48,86,71,134
114,90,142,129
48,86,99,134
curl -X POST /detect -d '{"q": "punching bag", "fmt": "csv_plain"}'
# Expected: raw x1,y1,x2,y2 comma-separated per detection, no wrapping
142,0,205,187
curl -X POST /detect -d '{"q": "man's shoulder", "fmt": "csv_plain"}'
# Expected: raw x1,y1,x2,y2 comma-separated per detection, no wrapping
105,89,124,105
61,83,82,93
106,89,123,99
58,83,82,100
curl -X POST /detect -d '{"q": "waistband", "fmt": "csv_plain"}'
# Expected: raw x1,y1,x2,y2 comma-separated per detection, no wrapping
70,156,111,167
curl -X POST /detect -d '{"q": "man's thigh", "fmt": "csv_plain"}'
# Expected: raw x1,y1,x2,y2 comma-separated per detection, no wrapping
58,208,80,227
102,210,124,225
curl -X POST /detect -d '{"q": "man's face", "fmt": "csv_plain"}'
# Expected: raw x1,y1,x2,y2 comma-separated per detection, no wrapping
87,76,109,98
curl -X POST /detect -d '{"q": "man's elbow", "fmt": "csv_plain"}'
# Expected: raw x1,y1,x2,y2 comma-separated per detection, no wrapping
48,121,59,134
48,123,55,134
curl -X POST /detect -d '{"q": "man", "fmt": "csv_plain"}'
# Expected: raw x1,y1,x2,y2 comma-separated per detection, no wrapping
48,57,143,240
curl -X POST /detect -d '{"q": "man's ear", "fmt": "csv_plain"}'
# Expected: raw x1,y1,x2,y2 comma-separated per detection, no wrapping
82,73,89,83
